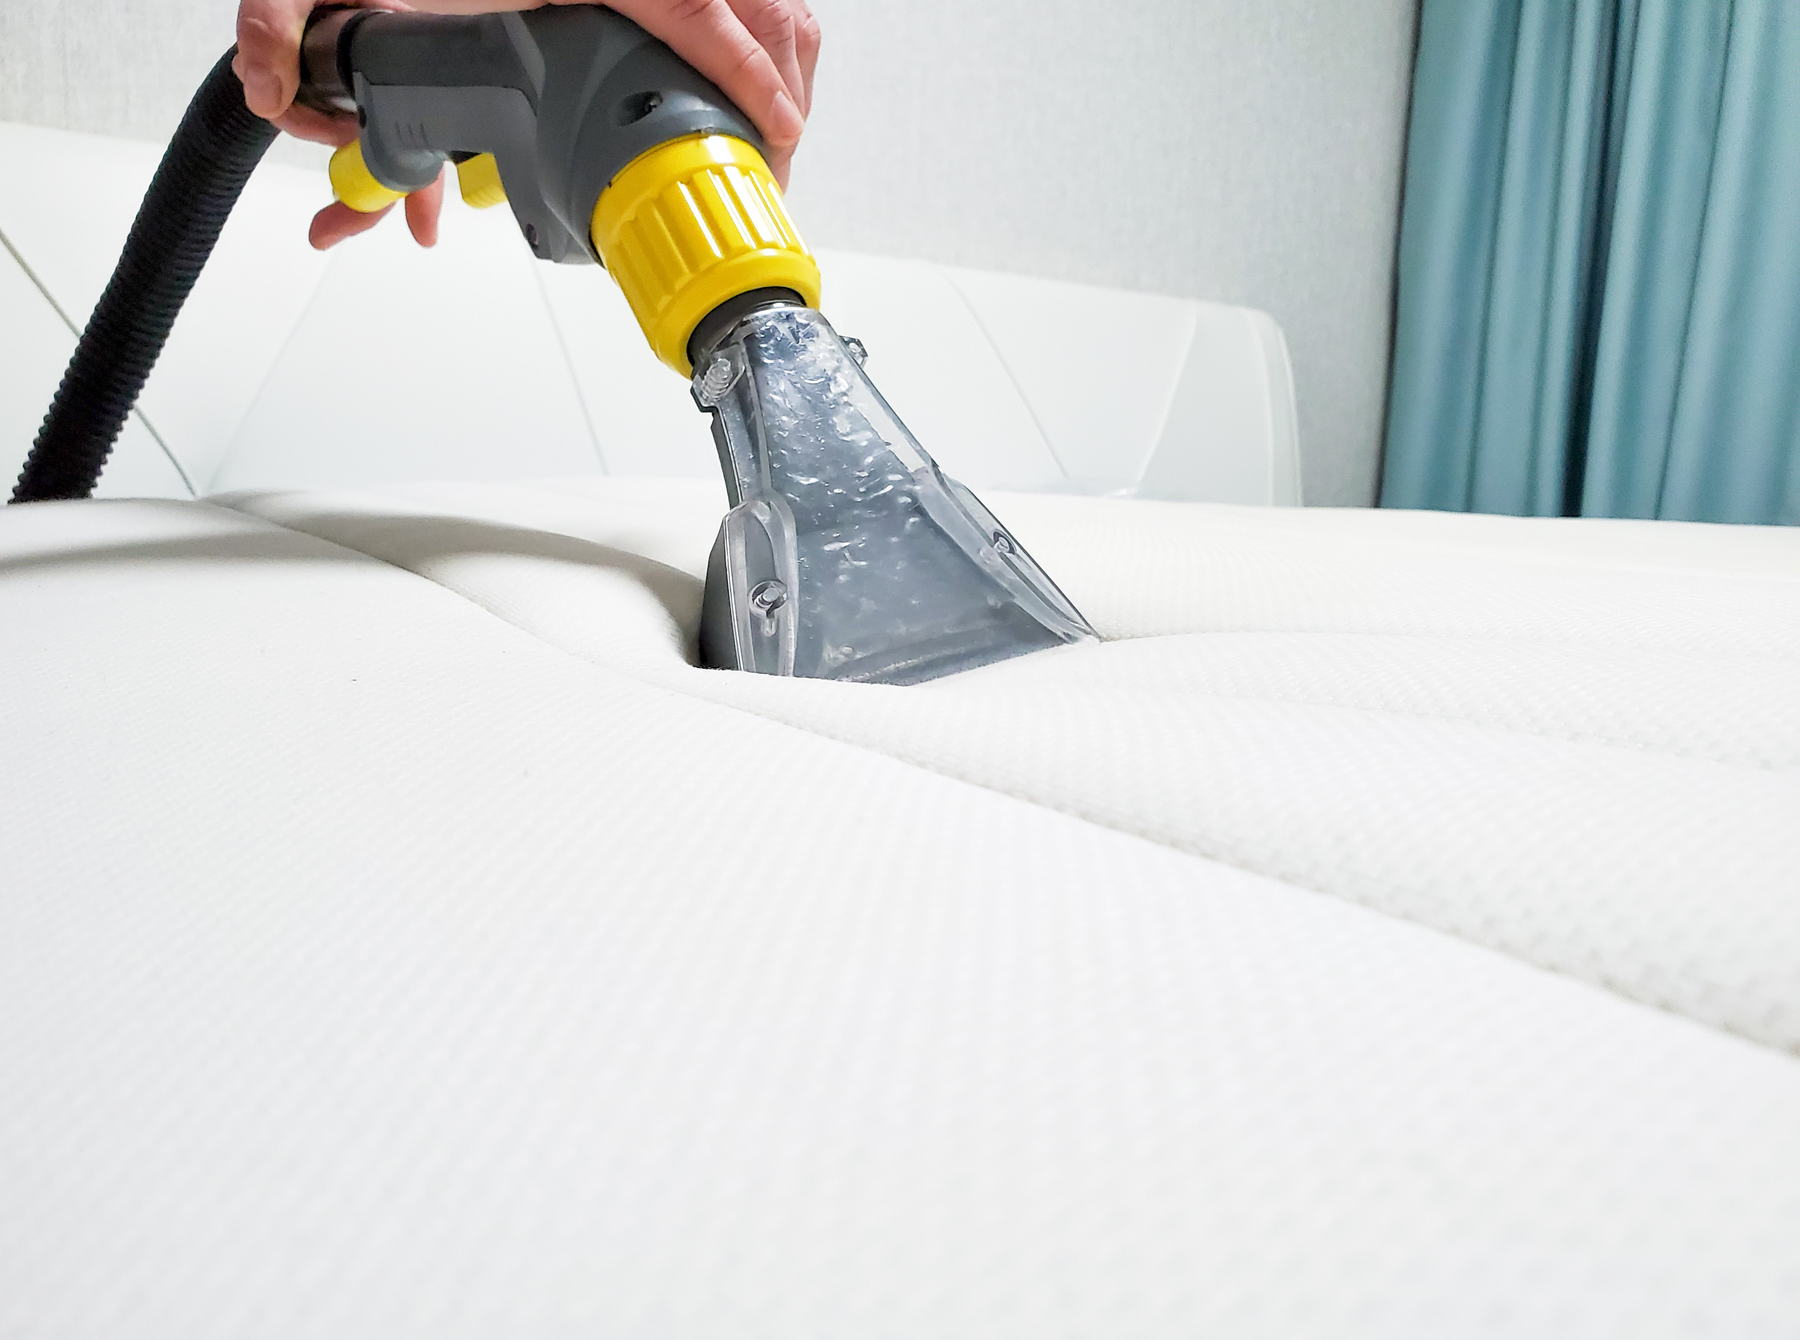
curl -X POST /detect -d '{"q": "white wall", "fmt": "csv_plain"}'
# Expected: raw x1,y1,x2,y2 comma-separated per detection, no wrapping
787,0,1418,505
0,2,241,145
0,0,1418,504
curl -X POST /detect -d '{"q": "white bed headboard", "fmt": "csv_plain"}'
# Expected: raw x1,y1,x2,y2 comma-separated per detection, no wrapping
1,121,1300,504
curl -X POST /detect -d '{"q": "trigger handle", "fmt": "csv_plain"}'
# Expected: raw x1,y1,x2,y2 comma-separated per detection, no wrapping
328,140,406,213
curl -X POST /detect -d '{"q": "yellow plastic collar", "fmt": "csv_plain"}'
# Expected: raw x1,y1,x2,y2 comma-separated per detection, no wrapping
590,134,821,376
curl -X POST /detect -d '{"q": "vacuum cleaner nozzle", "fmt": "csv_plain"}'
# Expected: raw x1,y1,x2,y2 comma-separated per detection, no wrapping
693,303,1098,684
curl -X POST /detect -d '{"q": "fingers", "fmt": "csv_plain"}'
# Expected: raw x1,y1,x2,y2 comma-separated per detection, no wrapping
307,166,442,250
761,140,792,192
287,0,822,250
404,170,447,248
365,0,822,186
792,0,820,116
239,0,433,248
605,0,807,164
272,104,360,148
726,0,803,118
306,169,443,250
309,200,393,250
234,0,313,118
236,0,407,122
724,0,811,187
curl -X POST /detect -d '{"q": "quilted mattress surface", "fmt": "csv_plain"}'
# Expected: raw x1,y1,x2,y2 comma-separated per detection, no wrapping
3,481,1798,1336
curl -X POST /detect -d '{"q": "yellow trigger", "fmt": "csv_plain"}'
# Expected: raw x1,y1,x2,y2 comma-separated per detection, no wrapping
457,154,507,209
327,140,404,213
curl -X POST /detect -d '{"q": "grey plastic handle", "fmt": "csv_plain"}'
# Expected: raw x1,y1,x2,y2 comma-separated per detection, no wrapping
300,6,762,265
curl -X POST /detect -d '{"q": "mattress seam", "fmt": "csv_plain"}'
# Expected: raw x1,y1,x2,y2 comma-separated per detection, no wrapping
1094,624,1800,666
219,499,1800,1061
932,682,1799,773
621,683,1800,1062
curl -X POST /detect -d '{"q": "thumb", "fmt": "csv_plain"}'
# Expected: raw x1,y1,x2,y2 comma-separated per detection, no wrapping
235,0,314,118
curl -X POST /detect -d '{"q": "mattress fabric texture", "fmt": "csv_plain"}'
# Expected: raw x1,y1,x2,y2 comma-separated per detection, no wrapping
3,482,1798,1337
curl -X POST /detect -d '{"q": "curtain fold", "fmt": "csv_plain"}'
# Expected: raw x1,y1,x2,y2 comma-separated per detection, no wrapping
1381,0,1799,524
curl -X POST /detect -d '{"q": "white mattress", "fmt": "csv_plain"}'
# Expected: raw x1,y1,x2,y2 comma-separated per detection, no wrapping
3,483,1797,1336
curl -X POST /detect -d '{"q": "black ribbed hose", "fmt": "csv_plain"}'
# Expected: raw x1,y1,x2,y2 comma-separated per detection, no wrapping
11,48,278,503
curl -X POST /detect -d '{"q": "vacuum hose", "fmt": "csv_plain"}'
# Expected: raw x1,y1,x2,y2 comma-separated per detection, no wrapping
10,49,275,504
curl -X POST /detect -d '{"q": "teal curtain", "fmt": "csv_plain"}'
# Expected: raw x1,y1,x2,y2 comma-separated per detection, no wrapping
1381,0,1800,524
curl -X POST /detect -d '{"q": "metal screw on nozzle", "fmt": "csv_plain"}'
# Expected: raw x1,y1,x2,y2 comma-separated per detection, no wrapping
749,580,787,632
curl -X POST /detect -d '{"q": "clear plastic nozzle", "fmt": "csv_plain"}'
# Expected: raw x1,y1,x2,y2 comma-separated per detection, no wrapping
692,305,1098,684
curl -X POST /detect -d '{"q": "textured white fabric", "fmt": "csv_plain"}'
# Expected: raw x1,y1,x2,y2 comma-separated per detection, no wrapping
8,108,1793,1338
223,481,1800,1056
4,495,1800,1336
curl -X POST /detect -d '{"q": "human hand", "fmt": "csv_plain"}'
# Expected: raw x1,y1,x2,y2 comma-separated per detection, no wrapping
233,0,820,251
